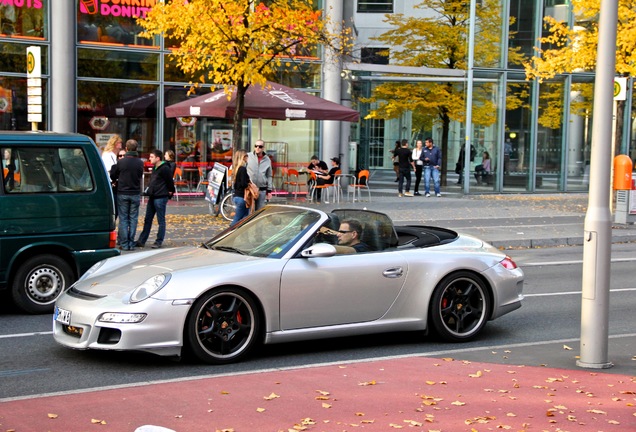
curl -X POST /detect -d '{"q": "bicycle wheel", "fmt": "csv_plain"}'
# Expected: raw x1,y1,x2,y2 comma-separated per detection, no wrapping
220,192,236,221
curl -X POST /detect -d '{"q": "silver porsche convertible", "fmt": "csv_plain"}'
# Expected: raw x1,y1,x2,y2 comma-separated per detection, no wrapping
53,205,524,364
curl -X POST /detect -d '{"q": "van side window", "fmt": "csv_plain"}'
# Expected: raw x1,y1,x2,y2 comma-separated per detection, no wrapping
2,147,94,194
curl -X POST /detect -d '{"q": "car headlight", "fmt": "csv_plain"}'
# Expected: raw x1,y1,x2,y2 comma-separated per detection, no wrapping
129,274,171,303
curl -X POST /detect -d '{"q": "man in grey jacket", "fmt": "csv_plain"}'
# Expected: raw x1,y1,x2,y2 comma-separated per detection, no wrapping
246,139,273,210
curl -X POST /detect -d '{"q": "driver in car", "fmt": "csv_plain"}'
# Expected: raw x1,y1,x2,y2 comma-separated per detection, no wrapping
336,219,370,253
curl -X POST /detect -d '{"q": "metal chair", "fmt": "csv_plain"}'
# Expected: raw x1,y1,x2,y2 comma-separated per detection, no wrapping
195,166,209,193
308,171,333,203
348,169,371,202
173,167,191,201
284,168,302,199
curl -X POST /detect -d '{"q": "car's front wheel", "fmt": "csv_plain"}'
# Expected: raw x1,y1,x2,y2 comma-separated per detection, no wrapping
185,287,260,364
429,272,491,342
11,254,74,314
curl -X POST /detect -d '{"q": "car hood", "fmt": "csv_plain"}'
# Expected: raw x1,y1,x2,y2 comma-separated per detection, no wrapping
74,247,260,297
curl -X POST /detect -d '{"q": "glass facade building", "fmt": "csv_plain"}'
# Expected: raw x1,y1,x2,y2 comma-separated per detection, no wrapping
1,1,634,193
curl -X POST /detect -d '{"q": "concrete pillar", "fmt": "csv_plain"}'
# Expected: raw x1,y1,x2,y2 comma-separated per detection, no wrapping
322,0,343,163
51,1,77,132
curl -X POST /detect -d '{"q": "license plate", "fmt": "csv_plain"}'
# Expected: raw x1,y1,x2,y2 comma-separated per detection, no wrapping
54,307,71,325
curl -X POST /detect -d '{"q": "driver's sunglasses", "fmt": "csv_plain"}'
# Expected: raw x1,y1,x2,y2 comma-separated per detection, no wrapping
338,230,353,234
255,145,264,148
118,154,125,158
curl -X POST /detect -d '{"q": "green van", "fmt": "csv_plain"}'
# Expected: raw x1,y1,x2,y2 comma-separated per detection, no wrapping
1,132,120,313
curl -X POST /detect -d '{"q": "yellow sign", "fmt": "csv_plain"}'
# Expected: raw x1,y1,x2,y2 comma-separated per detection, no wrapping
614,77,627,101
26,46,41,79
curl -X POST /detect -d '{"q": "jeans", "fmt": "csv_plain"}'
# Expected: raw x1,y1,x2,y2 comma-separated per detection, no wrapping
137,196,168,246
398,167,411,193
117,194,141,250
231,196,250,226
423,166,441,195
414,164,423,193
255,190,267,211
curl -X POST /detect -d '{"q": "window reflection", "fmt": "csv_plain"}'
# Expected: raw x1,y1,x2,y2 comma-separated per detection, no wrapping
0,2,45,39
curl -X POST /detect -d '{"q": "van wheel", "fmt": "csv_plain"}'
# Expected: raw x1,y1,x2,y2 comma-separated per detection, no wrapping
11,255,74,314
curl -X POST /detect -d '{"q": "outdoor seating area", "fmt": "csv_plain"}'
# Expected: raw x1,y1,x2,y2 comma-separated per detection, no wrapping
164,161,373,205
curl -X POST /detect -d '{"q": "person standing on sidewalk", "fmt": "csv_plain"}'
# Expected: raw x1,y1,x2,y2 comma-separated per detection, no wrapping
420,137,442,197
110,139,144,251
395,139,413,197
246,139,273,210
136,149,175,249
230,150,251,226
412,139,424,195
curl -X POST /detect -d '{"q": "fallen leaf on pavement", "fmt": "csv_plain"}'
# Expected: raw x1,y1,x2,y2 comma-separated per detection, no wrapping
563,344,573,350
587,409,607,415
47,413,58,419
264,392,280,400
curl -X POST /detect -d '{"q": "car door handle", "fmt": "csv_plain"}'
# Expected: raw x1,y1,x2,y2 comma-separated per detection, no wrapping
383,267,404,278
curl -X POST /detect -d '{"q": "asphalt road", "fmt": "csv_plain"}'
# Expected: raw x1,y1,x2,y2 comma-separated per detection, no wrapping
1,243,635,401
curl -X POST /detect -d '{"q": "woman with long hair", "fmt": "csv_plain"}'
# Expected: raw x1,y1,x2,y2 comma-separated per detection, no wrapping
474,151,491,185
230,150,251,226
102,134,122,174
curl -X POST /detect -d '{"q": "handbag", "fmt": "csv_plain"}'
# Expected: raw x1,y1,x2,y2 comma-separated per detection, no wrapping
244,182,259,210
455,162,462,174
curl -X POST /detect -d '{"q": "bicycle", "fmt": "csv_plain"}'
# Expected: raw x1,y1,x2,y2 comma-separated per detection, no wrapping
208,184,236,222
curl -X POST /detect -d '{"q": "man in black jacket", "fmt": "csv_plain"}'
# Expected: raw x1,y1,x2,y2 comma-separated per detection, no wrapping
136,149,175,249
110,139,144,251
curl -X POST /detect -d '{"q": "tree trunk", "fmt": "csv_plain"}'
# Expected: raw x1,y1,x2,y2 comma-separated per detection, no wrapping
615,99,625,156
232,82,249,151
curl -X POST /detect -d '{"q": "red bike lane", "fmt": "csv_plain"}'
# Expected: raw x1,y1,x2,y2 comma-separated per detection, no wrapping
1,356,635,431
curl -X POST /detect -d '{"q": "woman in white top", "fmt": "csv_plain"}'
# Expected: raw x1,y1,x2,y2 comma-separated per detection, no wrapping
101,134,122,174
411,139,424,195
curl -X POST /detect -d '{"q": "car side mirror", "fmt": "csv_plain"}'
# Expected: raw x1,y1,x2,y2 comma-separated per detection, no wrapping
301,243,337,258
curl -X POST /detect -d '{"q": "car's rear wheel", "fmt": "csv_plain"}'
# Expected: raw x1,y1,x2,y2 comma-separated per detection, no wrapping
429,272,490,342
11,254,74,314
185,287,260,364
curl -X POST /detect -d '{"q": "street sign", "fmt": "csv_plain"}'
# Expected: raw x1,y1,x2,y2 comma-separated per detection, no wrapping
26,46,42,130
614,77,627,101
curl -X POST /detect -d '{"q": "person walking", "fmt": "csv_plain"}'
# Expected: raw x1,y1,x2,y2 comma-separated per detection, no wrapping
110,139,144,251
390,140,401,182
246,139,273,210
136,149,175,249
395,139,413,197
230,150,251,226
420,137,442,197
412,139,424,195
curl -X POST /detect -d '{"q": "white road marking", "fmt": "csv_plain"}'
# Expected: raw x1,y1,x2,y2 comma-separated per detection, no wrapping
2,333,635,403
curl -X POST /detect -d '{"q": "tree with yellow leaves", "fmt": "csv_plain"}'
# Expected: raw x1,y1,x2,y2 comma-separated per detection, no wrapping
138,0,350,148
363,0,524,184
525,0,636,155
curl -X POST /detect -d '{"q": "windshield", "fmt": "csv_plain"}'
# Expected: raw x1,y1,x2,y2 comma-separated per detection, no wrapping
206,206,322,258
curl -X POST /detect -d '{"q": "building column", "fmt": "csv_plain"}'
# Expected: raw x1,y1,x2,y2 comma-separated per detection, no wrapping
51,2,76,132
322,0,343,163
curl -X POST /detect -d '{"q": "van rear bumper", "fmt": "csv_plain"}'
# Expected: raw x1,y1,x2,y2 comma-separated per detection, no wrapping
72,248,121,276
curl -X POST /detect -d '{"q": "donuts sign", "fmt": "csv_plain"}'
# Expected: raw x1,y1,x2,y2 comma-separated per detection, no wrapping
79,0,156,19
